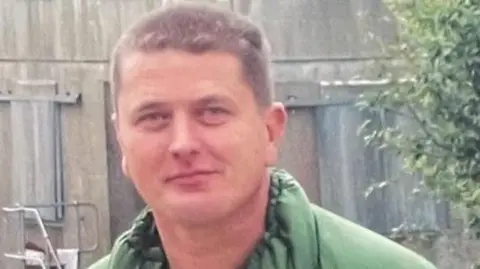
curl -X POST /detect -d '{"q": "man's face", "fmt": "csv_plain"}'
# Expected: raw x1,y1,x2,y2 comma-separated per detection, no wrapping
115,49,286,224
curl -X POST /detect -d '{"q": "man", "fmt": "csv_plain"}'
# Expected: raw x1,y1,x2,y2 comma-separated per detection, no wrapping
89,3,437,269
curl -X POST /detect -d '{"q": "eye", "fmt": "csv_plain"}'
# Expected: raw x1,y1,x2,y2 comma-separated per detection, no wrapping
140,112,167,121
205,107,228,115
136,112,171,130
198,106,230,125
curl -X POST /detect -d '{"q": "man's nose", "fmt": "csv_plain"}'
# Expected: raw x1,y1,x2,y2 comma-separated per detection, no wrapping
168,116,200,159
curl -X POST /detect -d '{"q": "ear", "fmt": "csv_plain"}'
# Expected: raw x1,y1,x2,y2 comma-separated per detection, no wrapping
112,112,123,150
121,155,130,178
111,112,118,132
264,102,287,166
112,112,130,178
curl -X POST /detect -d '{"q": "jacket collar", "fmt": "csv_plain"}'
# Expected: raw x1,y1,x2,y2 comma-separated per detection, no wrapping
109,168,319,269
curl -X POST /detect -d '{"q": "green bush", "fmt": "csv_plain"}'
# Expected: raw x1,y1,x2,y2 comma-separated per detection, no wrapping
358,0,480,211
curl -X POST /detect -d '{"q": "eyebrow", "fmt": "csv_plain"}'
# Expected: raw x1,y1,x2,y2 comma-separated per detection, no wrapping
130,94,236,114
132,100,170,114
195,94,235,107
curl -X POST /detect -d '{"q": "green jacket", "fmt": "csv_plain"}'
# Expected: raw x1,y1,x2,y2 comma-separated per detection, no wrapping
88,169,437,269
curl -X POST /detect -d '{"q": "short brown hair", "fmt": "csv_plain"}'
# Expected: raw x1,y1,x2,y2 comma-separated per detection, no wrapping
110,3,273,110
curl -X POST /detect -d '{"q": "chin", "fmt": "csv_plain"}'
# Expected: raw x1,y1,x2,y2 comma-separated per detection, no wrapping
161,194,233,225
172,206,231,226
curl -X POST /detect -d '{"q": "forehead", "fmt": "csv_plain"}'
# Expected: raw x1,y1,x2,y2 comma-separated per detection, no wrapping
120,50,241,88
117,50,253,106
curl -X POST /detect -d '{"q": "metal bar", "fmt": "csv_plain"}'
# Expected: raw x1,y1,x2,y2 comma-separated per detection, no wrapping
313,106,324,206
8,202,100,253
318,77,413,87
271,55,392,63
0,56,391,64
54,103,65,221
17,80,57,87
0,58,109,64
278,78,413,108
21,201,98,208
4,253,47,269
81,202,100,253
3,206,63,269
284,100,355,109
20,208,25,259
0,93,80,104
75,202,82,254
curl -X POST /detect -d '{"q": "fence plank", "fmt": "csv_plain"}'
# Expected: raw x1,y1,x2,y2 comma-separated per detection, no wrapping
382,111,450,233
317,103,388,232
315,88,448,234
278,107,321,204
10,100,61,221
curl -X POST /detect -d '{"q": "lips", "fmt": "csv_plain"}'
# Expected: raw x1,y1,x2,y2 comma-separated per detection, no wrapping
166,170,218,182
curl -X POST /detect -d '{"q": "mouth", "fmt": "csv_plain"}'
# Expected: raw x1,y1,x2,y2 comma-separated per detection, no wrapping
166,170,218,183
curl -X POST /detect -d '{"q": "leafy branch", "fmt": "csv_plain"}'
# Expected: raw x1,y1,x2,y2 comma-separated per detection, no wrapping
357,0,480,266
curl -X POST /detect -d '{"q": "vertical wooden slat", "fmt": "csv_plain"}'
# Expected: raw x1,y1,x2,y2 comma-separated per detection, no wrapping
240,0,396,59
104,81,146,242
275,82,323,204
277,108,321,204
97,0,122,58
55,64,111,266
382,111,450,233
316,87,449,235
33,101,61,219
12,0,29,58
10,100,60,221
0,0,12,59
56,0,77,59
317,102,388,233
0,63,20,269
117,0,154,37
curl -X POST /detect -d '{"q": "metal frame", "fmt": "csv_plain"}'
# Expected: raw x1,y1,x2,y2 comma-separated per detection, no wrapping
277,78,411,109
0,79,81,104
1,80,85,268
283,100,354,109
2,202,100,269
3,206,62,269
0,93,80,103
1,80,81,224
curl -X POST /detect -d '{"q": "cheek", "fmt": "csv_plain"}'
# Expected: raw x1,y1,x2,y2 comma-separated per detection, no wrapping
123,133,167,172
204,121,268,165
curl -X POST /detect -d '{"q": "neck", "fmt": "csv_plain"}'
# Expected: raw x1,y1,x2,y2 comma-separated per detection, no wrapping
153,178,270,269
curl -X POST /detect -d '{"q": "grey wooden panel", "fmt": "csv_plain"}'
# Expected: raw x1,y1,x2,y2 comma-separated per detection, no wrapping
0,61,111,267
117,1,153,47
278,108,321,204
2,0,394,60
1,0,125,59
1,0,57,59
0,68,14,269
382,111,449,233
0,0,26,59
10,100,61,221
50,63,111,266
275,81,322,104
317,87,449,234
0,1,13,59
242,0,396,59
104,81,146,242
317,102,388,232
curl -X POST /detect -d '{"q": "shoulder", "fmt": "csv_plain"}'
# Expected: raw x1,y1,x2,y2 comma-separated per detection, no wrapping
87,254,111,269
310,205,437,269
